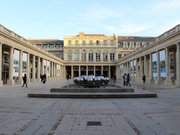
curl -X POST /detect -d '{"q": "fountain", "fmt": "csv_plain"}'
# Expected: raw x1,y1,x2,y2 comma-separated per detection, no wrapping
27,75,157,98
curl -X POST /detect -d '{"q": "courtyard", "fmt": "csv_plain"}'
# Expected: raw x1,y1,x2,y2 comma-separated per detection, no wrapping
0,79,180,135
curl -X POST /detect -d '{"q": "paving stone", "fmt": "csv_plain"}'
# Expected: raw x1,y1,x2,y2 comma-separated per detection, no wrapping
0,79,180,135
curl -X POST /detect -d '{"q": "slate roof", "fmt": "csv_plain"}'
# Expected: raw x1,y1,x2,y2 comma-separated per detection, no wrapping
28,39,64,45
118,36,155,42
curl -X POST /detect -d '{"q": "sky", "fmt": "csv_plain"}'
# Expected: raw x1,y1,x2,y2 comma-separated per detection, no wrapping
0,0,180,39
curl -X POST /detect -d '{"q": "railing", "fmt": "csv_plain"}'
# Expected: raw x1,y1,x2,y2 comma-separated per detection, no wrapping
117,24,180,63
0,24,63,62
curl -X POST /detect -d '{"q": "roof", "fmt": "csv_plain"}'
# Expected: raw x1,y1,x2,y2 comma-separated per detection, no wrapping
28,39,64,45
118,36,155,42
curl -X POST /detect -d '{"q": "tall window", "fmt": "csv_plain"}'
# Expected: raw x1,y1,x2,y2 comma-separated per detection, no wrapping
110,40,114,45
103,40,107,45
75,40,78,45
81,50,86,61
136,42,140,48
74,50,79,61
82,40,86,45
67,50,72,61
68,40,71,44
89,50,94,62
89,40,93,45
96,50,101,61
123,42,128,48
110,53,115,61
129,42,134,48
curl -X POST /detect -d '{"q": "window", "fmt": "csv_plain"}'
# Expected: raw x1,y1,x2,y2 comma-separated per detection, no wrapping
89,40,93,45
89,50,94,62
136,42,140,48
96,40,100,45
74,50,79,61
81,50,86,61
103,40,107,45
67,50,72,61
123,42,128,48
110,40,114,45
96,50,101,61
82,40,86,45
129,42,134,48
68,40,71,44
75,40,78,44
110,53,115,61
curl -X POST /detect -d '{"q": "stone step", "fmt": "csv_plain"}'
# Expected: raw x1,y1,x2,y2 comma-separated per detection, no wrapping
28,92,157,98
50,88,134,93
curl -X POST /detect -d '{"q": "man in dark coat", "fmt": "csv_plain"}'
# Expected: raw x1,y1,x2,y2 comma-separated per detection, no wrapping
22,74,27,87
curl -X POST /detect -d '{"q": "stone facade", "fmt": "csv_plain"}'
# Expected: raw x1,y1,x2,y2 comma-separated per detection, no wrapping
0,23,180,87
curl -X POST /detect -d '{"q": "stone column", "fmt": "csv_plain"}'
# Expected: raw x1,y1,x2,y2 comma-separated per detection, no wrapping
139,57,143,80
54,63,57,79
7,47,14,85
144,55,147,77
79,65,81,77
157,51,160,84
0,43,3,86
176,44,180,87
86,66,88,76
31,55,36,83
71,65,73,79
37,57,40,81
136,58,139,81
51,62,53,79
42,59,44,75
45,60,47,74
132,60,135,81
101,65,103,76
18,50,23,84
26,53,30,84
116,65,120,79
149,53,153,83
165,48,171,85
109,65,111,78
94,66,95,76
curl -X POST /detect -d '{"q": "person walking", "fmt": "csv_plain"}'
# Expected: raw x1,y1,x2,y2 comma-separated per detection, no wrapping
142,74,146,84
127,73,131,87
122,73,127,86
22,74,27,87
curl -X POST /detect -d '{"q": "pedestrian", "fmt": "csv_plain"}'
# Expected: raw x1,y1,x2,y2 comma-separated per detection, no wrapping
42,74,47,84
122,73,127,86
127,73,131,87
66,75,69,81
22,74,27,87
142,74,146,84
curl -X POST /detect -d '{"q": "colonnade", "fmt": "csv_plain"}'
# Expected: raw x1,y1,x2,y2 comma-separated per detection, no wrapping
118,44,180,87
0,43,64,86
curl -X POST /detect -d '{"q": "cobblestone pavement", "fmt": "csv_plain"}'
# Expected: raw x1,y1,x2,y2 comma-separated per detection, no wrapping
0,79,180,135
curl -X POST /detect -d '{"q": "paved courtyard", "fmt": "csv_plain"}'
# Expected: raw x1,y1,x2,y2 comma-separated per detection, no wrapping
0,79,180,135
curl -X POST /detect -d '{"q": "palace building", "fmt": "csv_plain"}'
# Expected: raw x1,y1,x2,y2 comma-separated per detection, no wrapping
0,24,180,87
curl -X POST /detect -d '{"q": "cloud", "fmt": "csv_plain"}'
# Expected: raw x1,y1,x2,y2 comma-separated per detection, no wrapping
119,23,152,35
81,6,121,21
155,0,180,9
101,23,152,35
